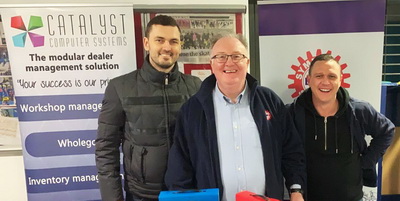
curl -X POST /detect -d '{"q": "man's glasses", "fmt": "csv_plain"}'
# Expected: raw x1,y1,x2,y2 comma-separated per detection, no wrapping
211,54,247,63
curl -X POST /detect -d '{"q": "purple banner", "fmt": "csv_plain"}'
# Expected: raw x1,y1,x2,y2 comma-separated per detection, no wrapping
26,166,99,193
258,0,386,36
16,94,103,121
25,130,96,157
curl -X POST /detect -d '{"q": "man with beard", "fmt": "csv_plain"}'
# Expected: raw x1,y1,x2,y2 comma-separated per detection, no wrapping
95,15,201,201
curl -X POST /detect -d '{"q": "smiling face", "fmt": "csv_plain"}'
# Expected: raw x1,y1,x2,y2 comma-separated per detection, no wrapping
210,36,249,91
143,24,181,73
307,59,342,105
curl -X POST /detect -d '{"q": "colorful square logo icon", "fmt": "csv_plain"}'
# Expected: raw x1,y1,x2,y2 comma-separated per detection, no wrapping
11,16,44,47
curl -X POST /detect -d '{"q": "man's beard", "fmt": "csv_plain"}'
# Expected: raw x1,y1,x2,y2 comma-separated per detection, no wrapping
152,56,175,69
157,62,174,69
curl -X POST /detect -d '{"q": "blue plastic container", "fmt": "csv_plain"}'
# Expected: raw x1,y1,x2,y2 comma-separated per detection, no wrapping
159,188,219,201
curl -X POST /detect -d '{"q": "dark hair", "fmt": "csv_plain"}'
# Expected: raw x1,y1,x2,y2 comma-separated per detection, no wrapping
145,15,181,38
210,32,248,50
309,53,339,75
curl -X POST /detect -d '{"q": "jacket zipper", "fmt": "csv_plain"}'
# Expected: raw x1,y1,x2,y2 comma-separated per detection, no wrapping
324,117,327,151
163,74,171,150
140,147,147,183
165,75,169,85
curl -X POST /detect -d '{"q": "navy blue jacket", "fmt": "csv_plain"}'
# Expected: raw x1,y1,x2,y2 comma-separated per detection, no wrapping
289,88,395,187
165,74,306,200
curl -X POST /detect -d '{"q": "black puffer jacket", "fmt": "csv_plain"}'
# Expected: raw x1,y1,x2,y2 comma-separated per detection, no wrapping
95,56,201,201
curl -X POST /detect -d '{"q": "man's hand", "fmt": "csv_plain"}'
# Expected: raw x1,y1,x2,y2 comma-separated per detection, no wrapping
290,192,304,201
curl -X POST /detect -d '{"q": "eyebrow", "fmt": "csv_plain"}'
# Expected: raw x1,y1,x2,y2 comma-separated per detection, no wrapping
214,51,243,54
154,36,180,40
314,72,338,76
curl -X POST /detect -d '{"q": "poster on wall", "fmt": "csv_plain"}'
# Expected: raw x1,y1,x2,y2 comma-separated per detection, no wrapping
258,0,385,110
139,13,241,81
0,15,20,152
173,13,236,80
166,13,237,64
258,0,386,200
0,5,136,201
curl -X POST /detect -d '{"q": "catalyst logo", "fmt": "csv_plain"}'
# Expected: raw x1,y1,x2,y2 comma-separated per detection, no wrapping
11,16,44,47
288,49,351,98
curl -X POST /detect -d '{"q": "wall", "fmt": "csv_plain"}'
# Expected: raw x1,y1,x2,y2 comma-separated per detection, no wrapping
1,0,246,4
0,1,248,200
0,154,27,201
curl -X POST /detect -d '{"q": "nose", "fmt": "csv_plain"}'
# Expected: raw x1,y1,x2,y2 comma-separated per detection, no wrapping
321,77,330,84
225,55,235,65
162,42,172,51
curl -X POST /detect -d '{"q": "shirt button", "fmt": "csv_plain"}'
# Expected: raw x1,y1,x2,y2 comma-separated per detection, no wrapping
236,146,240,150
237,167,242,171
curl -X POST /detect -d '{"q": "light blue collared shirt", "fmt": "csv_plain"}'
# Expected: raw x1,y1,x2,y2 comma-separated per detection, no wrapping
213,82,265,201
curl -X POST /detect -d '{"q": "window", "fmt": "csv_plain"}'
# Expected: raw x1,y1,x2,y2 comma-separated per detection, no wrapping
383,0,400,82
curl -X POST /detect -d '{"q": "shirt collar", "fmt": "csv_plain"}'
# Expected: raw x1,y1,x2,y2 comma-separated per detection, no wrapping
214,81,248,105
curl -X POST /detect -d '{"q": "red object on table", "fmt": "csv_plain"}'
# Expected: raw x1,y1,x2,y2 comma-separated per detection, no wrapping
236,191,280,201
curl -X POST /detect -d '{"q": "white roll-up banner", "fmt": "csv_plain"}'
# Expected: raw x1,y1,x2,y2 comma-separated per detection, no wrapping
0,5,136,201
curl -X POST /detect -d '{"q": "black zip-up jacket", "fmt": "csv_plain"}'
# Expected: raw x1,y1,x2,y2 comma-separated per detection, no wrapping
95,56,201,201
289,87,395,200
300,88,362,201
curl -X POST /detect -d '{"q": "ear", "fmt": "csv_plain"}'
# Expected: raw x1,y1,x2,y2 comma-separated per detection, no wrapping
306,75,310,84
143,37,149,51
209,60,215,74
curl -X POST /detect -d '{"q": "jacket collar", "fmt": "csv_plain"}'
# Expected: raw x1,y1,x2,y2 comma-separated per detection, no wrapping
196,73,259,104
141,55,180,84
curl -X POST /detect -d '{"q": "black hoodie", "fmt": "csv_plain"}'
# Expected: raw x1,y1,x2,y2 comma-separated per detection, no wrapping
297,88,363,201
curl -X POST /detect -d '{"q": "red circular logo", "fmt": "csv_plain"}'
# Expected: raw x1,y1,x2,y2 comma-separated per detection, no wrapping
288,49,351,98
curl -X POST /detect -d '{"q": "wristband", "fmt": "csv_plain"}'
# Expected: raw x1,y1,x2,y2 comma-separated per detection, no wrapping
290,188,303,195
